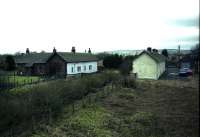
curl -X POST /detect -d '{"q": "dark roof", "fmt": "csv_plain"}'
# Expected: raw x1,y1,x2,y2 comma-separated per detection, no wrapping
14,53,52,64
14,52,98,66
134,50,166,63
0,55,6,62
58,52,98,62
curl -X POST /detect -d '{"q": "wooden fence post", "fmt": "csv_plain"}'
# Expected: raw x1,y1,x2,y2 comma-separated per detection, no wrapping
82,99,86,108
31,116,35,131
88,95,91,105
118,119,121,130
72,103,75,114
95,93,99,102
48,108,52,125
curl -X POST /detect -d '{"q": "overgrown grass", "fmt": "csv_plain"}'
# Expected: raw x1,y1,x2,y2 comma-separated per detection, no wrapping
0,71,128,136
2,72,198,137
31,105,114,137
0,75,40,85
29,75,199,137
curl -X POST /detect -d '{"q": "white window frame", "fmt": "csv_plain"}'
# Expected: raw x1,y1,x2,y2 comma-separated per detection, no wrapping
89,65,92,70
77,66,81,72
84,65,86,71
71,67,74,73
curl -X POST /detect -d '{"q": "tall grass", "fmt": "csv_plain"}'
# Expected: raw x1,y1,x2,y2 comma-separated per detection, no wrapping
0,71,134,136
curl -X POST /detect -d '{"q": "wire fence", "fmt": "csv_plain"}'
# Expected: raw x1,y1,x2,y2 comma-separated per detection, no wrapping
0,74,63,91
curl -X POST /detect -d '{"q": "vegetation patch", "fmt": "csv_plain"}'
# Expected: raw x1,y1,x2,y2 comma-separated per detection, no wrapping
32,105,114,137
0,75,40,86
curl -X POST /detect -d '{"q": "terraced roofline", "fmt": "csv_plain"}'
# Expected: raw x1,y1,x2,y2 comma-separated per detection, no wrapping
14,52,98,66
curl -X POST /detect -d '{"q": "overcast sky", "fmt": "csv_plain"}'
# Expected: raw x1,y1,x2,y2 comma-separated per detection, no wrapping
0,0,199,54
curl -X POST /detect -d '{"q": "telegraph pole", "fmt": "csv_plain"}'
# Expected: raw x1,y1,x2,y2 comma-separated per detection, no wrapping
178,45,181,68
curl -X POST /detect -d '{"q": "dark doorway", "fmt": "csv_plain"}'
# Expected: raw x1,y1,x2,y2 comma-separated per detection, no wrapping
49,62,62,76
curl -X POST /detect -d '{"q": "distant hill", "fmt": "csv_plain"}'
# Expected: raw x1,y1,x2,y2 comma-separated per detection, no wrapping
97,49,191,56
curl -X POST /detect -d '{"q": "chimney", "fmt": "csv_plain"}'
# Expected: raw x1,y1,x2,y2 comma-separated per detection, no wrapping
152,49,158,53
88,48,91,53
178,45,180,55
71,46,76,53
53,47,56,53
26,48,30,54
147,47,152,52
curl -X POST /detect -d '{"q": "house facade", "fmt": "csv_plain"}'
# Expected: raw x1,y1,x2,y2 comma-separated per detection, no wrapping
14,51,98,76
67,62,97,75
132,51,166,80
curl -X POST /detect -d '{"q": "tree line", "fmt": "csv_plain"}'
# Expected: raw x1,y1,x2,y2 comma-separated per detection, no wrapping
0,55,16,71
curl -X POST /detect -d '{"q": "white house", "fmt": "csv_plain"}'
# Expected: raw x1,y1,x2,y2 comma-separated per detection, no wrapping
15,49,99,76
53,52,98,76
132,51,166,80
66,61,97,75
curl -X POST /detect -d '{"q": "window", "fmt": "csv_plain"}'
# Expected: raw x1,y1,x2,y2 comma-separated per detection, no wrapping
77,66,81,72
71,67,74,73
84,66,86,71
89,65,92,70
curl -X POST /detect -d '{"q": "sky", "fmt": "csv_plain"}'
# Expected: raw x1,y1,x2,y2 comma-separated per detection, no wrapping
0,0,199,54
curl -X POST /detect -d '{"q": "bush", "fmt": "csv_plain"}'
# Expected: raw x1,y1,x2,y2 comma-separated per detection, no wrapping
60,79,87,103
5,55,16,71
0,92,30,132
29,85,63,117
123,111,164,137
103,54,123,69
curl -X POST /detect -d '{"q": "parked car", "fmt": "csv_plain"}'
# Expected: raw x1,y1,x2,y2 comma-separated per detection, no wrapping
179,68,193,77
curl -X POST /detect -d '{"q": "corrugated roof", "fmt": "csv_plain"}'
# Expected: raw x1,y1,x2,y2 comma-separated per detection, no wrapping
135,50,166,63
14,52,98,66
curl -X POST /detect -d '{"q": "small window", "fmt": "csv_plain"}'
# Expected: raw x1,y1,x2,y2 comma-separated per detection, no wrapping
77,66,81,72
71,67,74,73
84,66,86,71
89,65,92,70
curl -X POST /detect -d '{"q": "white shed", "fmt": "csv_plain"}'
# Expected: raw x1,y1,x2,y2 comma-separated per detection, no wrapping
132,51,166,80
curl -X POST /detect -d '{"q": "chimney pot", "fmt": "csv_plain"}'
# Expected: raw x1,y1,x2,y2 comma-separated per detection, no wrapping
71,46,76,53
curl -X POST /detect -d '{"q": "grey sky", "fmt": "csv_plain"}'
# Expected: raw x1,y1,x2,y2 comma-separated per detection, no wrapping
169,16,199,28
0,0,199,54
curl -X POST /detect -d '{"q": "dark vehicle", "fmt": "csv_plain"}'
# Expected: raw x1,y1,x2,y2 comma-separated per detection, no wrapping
179,68,193,77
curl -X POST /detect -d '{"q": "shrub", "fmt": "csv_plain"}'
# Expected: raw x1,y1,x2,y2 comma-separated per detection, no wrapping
29,85,63,117
103,54,123,69
4,55,16,71
123,111,164,137
60,79,87,103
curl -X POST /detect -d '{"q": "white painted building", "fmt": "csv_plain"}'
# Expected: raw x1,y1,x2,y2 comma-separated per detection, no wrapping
57,52,99,76
67,61,97,75
132,51,166,80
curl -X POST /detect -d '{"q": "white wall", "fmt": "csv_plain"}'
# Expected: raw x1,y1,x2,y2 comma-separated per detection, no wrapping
132,53,166,80
132,54,158,79
66,61,97,75
157,62,165,78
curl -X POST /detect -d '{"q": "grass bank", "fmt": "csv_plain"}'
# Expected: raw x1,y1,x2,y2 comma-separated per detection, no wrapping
0,71,132,137
30,76,199,137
